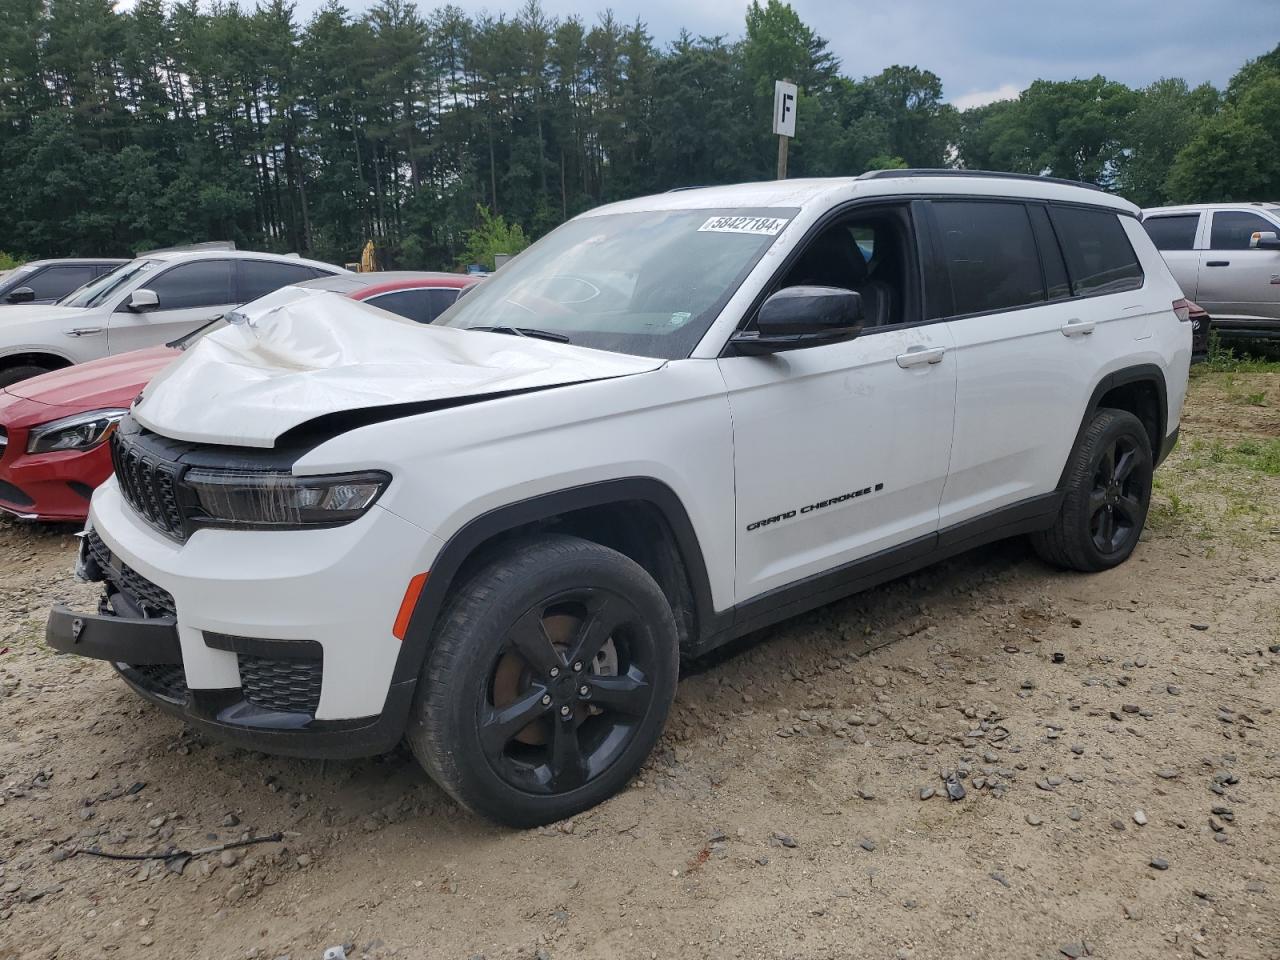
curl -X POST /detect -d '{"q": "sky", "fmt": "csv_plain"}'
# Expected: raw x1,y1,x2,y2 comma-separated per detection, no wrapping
287,0,1279,108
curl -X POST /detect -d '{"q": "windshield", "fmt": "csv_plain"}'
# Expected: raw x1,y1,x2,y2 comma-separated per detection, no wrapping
60,259,158,309
434,207,798,359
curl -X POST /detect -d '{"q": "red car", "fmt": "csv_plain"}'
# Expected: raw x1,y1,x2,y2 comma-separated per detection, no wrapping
0,272,474,522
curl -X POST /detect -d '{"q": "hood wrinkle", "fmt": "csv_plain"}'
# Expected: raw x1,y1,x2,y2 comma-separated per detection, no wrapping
134,287,665,448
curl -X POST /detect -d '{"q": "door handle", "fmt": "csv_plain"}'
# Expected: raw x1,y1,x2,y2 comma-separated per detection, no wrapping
1206,260,1230,267
1060,319,1095,337
63,327,105,337
895,345,945,368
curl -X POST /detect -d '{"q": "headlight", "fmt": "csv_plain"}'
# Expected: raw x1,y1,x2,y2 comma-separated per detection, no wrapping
27,409,127,454
182,469,390,528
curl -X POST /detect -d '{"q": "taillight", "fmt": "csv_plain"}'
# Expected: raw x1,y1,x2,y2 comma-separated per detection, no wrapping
1172,298,1192,323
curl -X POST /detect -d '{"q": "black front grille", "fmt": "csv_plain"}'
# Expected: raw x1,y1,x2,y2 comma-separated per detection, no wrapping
239,655,323,715
110,432,185,539
87,529,177,618
0,478,33,508
121,662,189,703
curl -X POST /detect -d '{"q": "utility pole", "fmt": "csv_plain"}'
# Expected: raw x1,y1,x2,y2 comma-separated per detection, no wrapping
773,80,797,180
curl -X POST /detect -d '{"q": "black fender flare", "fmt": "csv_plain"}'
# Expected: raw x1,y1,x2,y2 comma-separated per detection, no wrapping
1057,363,1170,490
390,477,720,686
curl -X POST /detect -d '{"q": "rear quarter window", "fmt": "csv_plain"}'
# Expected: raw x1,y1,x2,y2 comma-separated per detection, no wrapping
1142,214,1198,251
1049,207,1144,296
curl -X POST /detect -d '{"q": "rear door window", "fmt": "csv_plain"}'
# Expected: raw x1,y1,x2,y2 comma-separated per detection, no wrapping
929,200,1045,316
27,264,98,300
1142,214,1199,251
239,260,327,302
1210,211,1277,250
1049,206,1144,296
145,260,236,310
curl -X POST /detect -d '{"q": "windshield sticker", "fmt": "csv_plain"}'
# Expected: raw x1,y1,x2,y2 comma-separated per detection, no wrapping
669,311,692,326
698,215,790,236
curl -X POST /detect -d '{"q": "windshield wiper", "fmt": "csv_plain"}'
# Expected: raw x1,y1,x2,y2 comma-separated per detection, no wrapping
468,325,571,344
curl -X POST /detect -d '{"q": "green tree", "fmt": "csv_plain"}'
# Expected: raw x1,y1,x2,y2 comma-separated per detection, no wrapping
461,204,529,270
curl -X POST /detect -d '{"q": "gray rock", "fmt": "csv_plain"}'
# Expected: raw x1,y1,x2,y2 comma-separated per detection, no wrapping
1150,857,1169,871
1133,810,1148,826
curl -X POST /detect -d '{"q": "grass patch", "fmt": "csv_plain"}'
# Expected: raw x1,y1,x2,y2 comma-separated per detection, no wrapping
1198,334,1280,374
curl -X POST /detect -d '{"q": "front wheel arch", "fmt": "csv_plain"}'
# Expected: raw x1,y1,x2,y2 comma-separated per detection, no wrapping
391,478,720,687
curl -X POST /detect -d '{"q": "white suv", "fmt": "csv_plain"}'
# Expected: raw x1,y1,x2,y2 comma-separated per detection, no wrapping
0,247,346,386
48,171,1192,826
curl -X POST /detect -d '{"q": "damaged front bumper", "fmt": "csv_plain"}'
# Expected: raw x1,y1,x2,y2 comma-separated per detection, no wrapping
45,530,414,759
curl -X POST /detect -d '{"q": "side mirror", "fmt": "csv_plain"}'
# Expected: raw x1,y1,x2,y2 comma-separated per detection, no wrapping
127,289,159,312
1250,231,1280,250
730,286,864,356
6,286,34,304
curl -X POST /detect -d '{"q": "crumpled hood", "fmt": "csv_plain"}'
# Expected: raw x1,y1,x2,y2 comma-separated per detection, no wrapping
134,287,665,447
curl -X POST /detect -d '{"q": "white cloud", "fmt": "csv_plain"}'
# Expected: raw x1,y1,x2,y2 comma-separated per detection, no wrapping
949,83,1023,111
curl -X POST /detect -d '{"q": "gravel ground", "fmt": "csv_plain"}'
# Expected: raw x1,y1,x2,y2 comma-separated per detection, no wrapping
0,367,1277,960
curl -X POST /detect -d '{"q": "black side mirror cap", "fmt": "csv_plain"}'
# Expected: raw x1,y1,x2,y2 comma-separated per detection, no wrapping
730,285,864,355
6,286,34,304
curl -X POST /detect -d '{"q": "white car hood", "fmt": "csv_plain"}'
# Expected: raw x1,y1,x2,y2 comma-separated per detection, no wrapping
0,304,90,324
134,288,665,447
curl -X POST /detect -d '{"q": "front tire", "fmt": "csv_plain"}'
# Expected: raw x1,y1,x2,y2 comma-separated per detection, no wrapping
0,364,54,388
407,534,679,827
1032,408,1153,572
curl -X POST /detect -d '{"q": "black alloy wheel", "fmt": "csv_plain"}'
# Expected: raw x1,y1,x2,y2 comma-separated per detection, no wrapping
479,587,659,795
1088,434,1148,555
407,534,678,826
1031,407,1154,572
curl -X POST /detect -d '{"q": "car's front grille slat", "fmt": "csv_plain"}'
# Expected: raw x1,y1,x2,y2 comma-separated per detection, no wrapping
110,433,185,540
239,655,324,715
87,528,176,618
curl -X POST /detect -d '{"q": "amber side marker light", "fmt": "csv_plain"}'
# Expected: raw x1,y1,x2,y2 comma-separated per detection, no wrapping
393,572,429,640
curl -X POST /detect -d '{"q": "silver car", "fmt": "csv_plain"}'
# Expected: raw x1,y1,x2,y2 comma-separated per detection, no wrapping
1141,202,1280,342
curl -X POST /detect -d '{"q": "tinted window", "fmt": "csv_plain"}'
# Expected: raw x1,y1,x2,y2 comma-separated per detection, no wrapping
1027,205,1071,300
240,260,326,301
367,287,461,324
1050,207,1144,296
25,265,98,300
931,201,1044,316
1210,211,1277,250
145,260,235,310
1143,215,1198,251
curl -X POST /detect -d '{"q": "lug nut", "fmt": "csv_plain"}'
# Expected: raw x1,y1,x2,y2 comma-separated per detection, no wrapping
559,705,571,717
541,694,552,706
572,661,583,672
549,666,560,678
579,684,589,696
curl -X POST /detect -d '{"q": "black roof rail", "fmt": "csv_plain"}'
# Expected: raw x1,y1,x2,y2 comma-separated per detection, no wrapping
665,185,708,193
858,168,1104,192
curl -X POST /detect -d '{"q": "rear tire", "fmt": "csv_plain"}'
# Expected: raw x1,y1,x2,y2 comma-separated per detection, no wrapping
1032,408,1153,572
406,534,679,827
0,364,54,388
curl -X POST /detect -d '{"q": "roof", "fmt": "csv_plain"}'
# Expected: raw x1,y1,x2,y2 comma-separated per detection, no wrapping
1144,202,1280,216
584,171,1139,219
143,248,347,272
21,257,128,268
296,271,474,296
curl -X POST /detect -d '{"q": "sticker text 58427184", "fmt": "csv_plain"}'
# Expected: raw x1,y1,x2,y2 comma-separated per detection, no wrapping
698,215,790,236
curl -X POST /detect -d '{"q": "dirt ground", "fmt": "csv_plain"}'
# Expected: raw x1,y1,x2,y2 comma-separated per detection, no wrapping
1,366,1277,960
